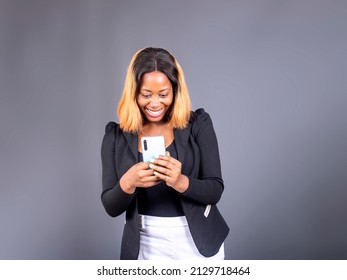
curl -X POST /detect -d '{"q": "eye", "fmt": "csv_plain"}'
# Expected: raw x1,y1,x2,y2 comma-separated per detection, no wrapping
159,93,168,98
140,93,151,98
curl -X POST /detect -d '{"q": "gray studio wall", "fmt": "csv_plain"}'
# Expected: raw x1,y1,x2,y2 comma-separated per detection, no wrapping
0,0,346,259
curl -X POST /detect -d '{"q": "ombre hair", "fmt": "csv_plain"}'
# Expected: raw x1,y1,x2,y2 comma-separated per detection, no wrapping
117,47,191,133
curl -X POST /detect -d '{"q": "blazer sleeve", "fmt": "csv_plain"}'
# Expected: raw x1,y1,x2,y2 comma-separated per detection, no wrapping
181,109,224,205
101,122,136,217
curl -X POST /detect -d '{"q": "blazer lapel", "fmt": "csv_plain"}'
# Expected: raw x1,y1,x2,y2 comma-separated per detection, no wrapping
123,131,138,162
174,123,191,164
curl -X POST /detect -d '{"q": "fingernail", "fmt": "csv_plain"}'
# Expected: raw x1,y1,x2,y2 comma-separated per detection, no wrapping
149,158,155,163
149,164,154,169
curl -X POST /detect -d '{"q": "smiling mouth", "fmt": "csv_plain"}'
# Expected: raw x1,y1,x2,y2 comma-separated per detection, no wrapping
146,108,164,117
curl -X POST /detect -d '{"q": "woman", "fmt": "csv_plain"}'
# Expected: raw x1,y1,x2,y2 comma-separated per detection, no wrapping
101,47,229,260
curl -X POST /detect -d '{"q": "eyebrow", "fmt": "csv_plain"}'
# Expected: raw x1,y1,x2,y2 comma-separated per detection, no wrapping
140,87,171,93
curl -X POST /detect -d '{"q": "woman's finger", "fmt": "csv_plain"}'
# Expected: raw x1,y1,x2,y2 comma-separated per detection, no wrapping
150,164,171,176
152,157,181,169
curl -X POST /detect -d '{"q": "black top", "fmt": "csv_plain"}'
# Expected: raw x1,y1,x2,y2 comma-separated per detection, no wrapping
137,141,184,217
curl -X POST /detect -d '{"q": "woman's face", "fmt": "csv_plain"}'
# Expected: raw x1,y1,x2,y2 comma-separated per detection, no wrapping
137,71,174,124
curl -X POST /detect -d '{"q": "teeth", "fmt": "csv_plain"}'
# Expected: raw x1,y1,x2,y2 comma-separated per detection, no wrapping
146,109,163,116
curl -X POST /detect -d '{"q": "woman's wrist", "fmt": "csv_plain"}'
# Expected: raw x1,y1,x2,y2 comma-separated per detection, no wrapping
120,176,136,194
174,174,189,193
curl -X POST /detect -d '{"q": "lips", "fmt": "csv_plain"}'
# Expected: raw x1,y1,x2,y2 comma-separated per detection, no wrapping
146,108,164,118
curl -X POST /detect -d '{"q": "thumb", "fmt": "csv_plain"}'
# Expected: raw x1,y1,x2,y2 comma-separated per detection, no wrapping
138,161,151,169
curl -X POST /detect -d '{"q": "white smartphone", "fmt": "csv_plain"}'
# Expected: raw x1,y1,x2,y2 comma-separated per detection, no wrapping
141,136,166,162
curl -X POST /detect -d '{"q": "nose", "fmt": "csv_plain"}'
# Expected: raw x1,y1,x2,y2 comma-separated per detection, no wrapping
149,96,160,107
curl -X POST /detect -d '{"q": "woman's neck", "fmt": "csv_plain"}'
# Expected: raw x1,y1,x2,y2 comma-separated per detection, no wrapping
140,122,170,136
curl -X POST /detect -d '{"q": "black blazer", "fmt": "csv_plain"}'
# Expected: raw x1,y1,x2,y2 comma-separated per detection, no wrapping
101,108,229,259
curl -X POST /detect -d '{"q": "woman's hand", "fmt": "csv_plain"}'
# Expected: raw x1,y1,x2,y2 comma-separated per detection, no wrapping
149,153,189,193
120,162,161,194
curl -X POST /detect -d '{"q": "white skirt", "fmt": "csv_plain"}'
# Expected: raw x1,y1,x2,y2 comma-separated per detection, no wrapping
137,215,225,260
